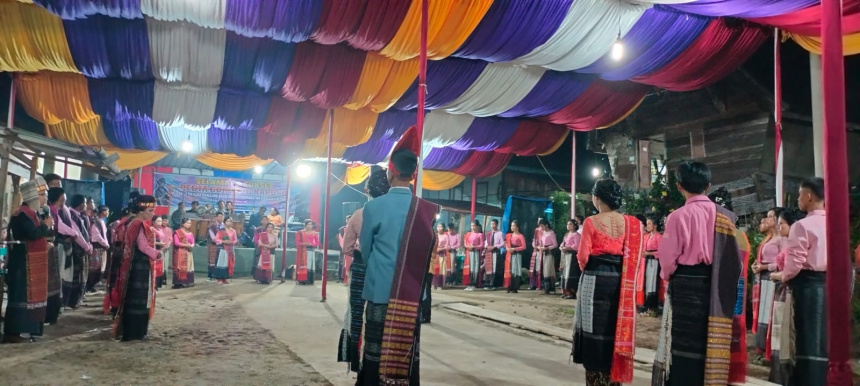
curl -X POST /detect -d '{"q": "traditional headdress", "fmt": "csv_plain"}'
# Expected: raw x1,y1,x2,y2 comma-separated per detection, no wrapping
388,126,421,181
133,195,156,211
21,176,47,203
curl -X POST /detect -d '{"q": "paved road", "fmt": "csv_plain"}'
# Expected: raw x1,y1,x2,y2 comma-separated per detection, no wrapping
230,282,653,386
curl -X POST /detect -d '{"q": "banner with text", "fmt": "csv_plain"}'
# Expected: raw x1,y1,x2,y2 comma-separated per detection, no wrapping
152,173,292,215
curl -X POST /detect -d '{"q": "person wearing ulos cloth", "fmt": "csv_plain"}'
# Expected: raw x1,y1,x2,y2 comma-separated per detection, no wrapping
206,211,225,281
87,205,110,293
446,223,460,286
529,218,544,290
113,195,160,341
295,219,320,285
483,219,504,290
105,202,135,316
172,218,196,289
559,218,581,299
152,215,171,289
636,216,665,315
254,222,278,284
504,220,527,293
534,219,558,294
2,177,52,344
212,217,238,284
431,222,448,290
337,169,391,373
750,207,783,365
769,177,832,386
251,215,270,279
766,208,804,385
652,161,745,386
66,194,93,308
353,126,438,385
572,179,642,386
462,220,484,291
44,188,67,325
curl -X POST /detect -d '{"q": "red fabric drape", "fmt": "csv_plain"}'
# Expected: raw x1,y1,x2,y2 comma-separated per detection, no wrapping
282,43,366,106
495,120,568,155
545,81,649,130
749,0,860,36
451,151,512,177
346,0,413,51
256,100,326,161
633,19,768,91
311,0,369,45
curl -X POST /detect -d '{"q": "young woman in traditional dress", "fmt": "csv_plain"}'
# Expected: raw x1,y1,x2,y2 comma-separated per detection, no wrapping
636,216,664,315
505,220,527,293
462,221,484,291
432,222,449,290
529,218,544,290
212,217,238,284
295,219,320,285
559,219,582,299
750,208,782,364
767,208,804,385
534,219,558,294
254,223,277,284
152,216,170,289
113,195,160,341
172,218,195,288
573,179,642,386
44,188,67,325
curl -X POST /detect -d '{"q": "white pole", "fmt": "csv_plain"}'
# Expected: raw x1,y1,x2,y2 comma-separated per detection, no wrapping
809,53,824,178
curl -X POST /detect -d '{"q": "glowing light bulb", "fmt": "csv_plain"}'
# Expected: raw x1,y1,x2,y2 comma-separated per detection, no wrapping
254,165,263,174
592,167,601,178
296,164,312,178
611,38,624,61
181,139,193,153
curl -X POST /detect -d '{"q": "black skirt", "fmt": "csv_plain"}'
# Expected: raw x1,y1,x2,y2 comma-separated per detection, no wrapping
573,254,622,373
788,270,827,386
665,263,711,386
355,302,420,386
120,251,153,341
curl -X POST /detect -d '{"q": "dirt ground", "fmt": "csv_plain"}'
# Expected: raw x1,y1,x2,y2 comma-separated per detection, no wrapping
0,283,329,386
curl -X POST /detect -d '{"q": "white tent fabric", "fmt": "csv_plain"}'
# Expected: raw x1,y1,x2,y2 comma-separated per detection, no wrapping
157,123,209,153
440,63,545,117
513,0,649,71
152,81,218,128
146,18,226,87
421,111,475,155
141,0,226,29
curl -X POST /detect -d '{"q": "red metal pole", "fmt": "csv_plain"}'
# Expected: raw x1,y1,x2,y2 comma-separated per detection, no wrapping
321,109,334,301
821,0,851,383
773,29,784,207
281,168,291,281
414,0,428,193
470,177,476,222
570,133,576,219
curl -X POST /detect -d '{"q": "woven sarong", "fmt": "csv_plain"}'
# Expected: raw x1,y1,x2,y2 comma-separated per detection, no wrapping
338,250,366,372
788,270,827,385
768,283,794,385
573,254,623,374
755,272,776,349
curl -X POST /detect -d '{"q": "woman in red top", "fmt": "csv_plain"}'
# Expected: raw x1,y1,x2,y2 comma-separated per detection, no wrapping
573,179,643,386
463,221,485,290
505,220,527,293
295,219,320,285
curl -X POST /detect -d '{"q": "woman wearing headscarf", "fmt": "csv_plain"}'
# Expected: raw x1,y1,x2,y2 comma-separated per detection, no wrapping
113,195,160,341
573,179,643,386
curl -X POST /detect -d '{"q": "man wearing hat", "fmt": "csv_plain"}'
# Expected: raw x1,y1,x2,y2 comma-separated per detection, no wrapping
355,127,439,385
2,177,53,343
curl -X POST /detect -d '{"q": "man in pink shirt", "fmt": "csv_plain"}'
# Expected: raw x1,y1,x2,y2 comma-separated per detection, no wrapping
653,161,745,386
770,177,828,385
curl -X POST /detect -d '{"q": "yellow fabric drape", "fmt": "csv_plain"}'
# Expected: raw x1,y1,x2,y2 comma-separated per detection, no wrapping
103,148,169,171
598,96,646,129
380,0,454,61
319,108,377,147
195,153,273,171
300,137,347,159
343,53,395,110
344,164,371,185
15,72,96,125
789,32,860,56
369,58,419,113
0,2,79,73
428,0,494,59
45,115,112,146
539,130,569,156
423,170,466,191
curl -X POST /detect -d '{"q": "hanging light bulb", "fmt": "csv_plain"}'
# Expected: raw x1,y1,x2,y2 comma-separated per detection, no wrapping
611,32,624,61
254,165,263,174
181,136,193,153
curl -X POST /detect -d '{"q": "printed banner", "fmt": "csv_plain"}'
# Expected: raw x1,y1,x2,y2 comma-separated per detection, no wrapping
152,173,295,215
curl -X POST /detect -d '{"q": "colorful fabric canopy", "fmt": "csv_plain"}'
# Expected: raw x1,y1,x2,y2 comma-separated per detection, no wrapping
2,0,855,180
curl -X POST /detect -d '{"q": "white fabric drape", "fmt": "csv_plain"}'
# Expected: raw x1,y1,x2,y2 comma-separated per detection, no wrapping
141,0,226,29
146,17,226,86
421,111,475,155
152,81,218,128
513,0,649,71
440,63,545,117
157,123,209,153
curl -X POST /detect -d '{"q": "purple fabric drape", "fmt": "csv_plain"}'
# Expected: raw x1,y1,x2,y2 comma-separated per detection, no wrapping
450,117,520,151
423,147,470,170
221,32,295,93
34,0,142,20
63,16,152,80
370,110,416,141
578,6,710,81
341,139,397,164
87,78,155,118
225,0,323,43
392,58,488,110
211,88,272,130
207,126,258,156
453,0,573,62
103,117,160,150
499,70,593,118
670,0,818,17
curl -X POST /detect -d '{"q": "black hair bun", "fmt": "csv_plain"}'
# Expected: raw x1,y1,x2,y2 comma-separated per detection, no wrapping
591,179,623,210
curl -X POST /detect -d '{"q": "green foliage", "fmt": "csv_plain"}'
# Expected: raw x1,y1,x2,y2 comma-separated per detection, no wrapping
549,191,571,235
620,172,686,221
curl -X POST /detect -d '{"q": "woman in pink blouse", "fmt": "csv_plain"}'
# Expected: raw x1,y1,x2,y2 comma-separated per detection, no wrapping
152,215,171,289
463,221,485,291
559,219,582,299
504,221,527,293
636,216,664,314
212,217,238,284
432,223,449,290
768,208,805,384
533,219,558,294
172,218,195,288
751,208,782,359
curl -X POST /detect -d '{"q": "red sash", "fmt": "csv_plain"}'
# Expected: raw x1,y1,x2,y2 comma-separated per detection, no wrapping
608,215,643,383
173,229,190,281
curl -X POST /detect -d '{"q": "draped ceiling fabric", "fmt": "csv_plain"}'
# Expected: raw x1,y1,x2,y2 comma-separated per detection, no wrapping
2,0,856,179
